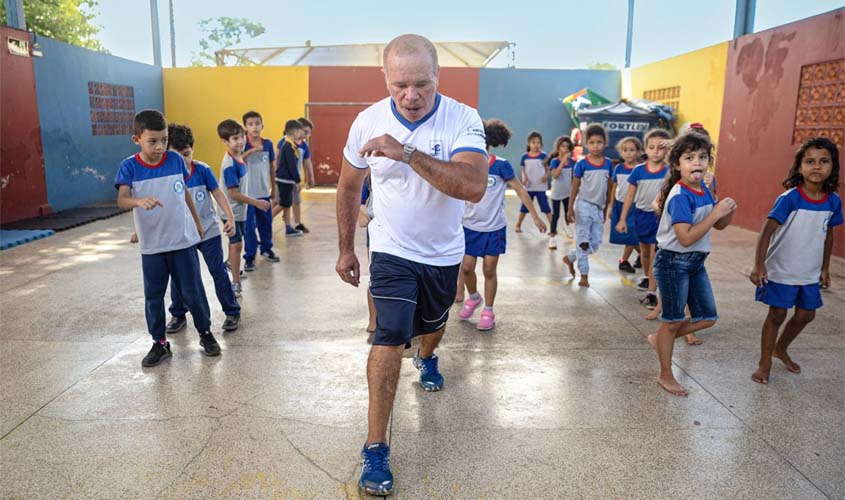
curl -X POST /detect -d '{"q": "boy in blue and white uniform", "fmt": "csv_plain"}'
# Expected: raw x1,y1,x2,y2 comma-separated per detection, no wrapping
241,110,279,271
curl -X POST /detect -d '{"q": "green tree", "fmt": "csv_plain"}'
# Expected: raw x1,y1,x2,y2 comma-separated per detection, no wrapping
1,0,104,51
587,62,618,70
191,17,265,66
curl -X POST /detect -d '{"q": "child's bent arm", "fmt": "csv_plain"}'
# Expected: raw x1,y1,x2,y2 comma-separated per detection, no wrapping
672,198,735,247
713,210,734,230
551,162,564,179
228,188,268,209
211,188,235,222
750,218,779,286
619,185,637,223
118,185,161,210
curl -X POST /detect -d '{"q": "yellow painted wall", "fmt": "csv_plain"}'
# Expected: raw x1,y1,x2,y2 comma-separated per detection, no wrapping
163,66,309,174
625,42,728,163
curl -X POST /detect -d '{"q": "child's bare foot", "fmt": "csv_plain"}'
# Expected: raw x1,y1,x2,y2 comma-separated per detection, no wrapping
646,334,658,351
562,256,576,278
685,333,703,345
578,276,590,288
514,225,523,233
656,375,689,396
751,364,771,384
773,350,801,373
645,309,659,320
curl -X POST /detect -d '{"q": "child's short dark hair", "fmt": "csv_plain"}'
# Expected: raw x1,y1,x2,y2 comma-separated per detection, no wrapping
217,119,245,141
526,130,543,152
298,117,314,129
134,109,166,136
242,111,262,125
584,124,607,143
615,136,643,155
483,119,511,148
284,119,304,135
783,137,840,193
167,123,194,151
644,127,672,145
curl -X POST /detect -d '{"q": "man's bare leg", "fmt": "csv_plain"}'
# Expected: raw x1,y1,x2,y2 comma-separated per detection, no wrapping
418,328,445,358
365,344,404,445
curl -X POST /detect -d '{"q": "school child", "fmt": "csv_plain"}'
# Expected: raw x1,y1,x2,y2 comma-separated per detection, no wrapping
647,132,737,396
750,137,842,384
608,136,643,273
241,111,279,271
546,136,576,248
514,131,551,233
115,110,220,366
563,124,614,288
276,120,305,237
292,116,316,233
459,119,547,329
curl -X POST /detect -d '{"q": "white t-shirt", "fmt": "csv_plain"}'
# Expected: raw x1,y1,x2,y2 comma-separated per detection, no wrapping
343,94,487,266
520,152,547,192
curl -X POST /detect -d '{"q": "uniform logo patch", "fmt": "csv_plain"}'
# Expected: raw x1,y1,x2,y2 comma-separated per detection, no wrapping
173,180,185,194
430,140,444,159
488,175,496,188
195,190,206,202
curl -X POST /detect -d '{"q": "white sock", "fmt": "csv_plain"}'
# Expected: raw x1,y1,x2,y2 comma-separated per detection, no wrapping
483,306,494,312
469,292,481,301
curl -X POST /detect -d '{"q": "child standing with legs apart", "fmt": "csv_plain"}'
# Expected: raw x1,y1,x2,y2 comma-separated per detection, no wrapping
608,136,643,273
751,138,842,384
648,133,736,396
515,131,551,233
546,136,575,248
564,124,614,287
459,119,547,329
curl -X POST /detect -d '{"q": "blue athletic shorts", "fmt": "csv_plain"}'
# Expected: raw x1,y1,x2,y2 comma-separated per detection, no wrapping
464,226,507,257
755,280,822,311
609,200,638,246
634,208,659,244
368,252,460,346
520,191,551,214
222,220,245,244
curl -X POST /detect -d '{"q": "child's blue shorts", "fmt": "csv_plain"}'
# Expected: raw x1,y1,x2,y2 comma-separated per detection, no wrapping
634,208,659,245
464,226,507,257
755,280,822,311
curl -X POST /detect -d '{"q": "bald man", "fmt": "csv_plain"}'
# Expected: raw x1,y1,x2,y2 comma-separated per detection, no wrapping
336,34,488,495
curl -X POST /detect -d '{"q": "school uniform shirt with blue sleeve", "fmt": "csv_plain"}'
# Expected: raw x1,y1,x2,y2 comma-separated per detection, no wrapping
550,157,574,200
220,153,248,222
343,93,487,266
186,160,221,242
573,157,612,207
656,182,716,253
114,152,200,255
612,163,635,202
243,138,275,199
521,152,547,192
764,186,843,286
627,163,668,211
463,155,515,232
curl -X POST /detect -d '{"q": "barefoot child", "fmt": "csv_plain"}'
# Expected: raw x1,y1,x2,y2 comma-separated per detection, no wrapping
648,132,736,396
546,136,575,248
563,124,614,287
459,119,547,329
750,137,842,384
608,136,643,274
515,131,551,232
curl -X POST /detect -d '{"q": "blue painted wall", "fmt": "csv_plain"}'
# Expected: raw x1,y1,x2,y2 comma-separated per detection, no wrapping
478,69,620,173
33,37,163,212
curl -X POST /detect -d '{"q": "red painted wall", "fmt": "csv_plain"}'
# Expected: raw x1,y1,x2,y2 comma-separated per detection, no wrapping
307,66,480,184
1,26,50,223
717,9,845,256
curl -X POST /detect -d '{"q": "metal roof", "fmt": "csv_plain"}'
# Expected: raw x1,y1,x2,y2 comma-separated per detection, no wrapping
215,41,513,67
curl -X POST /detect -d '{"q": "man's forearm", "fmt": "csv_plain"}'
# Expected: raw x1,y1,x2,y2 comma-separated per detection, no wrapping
337,181,359,253
407,151,485,202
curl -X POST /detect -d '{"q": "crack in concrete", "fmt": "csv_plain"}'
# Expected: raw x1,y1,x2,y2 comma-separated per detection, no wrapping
154,419,222,500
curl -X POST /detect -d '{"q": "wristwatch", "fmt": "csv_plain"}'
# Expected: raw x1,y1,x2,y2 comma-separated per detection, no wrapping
402,143,417,164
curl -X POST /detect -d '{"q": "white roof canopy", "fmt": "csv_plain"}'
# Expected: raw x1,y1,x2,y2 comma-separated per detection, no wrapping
215,41,513,67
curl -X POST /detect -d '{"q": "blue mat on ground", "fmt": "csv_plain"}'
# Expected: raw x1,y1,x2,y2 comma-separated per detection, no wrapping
0,229,56,250
0,202,128,232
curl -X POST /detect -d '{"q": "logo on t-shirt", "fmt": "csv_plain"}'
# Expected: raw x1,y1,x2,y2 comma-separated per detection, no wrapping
430,140,443,159
173,180,185,194
195,190,206,202
261,153,269,163
488,175,496,188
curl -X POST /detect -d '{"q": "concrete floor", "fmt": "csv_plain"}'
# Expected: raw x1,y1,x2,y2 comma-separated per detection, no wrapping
1,191,843,500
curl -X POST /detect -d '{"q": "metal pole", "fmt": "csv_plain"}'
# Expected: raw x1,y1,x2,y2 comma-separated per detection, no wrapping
150,0,162,66
733,0,756,38
624,0,634,68
168,0,176,67
4,0,26,30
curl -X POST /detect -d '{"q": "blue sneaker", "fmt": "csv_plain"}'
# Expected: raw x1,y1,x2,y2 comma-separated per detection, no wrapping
413,351,444,392
285,225,303,237
359,442,394,496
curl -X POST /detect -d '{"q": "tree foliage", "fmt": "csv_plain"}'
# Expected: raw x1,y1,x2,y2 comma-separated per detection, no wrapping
191,17,265,66
1,0,104,51
586,62,618,70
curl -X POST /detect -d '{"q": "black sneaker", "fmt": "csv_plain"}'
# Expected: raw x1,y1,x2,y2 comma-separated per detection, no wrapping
261,250,280,262
165,316,187,334
142,341,172,367
243,259,256,272
222,315,240,332
641,293,658,309
618,260,636,274
636,277,650,291
224,261,245,277
199,332,221,356
634,255,642,268
294,223,310,234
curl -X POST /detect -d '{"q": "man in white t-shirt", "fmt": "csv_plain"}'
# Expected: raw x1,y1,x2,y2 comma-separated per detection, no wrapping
336,34,488,496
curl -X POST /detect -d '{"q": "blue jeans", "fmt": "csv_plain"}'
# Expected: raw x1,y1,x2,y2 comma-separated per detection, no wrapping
566,198,604,275
653,249,718,323
142,246,211,341
243,197,273,260
170,235,240,318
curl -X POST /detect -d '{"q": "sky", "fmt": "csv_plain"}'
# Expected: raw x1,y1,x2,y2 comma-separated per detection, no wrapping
92,0,843,69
